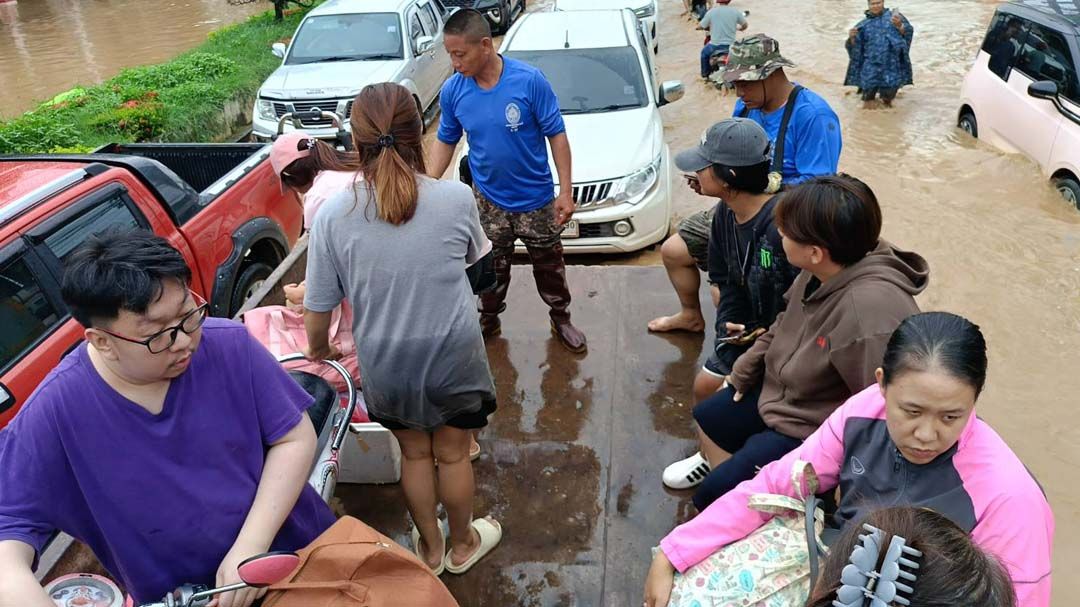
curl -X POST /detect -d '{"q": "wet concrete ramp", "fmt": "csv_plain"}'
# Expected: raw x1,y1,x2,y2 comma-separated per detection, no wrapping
339,265,709,606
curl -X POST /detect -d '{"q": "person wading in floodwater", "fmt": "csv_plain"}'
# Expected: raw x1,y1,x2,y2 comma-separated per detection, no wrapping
427,9,587,354
845,0,914,108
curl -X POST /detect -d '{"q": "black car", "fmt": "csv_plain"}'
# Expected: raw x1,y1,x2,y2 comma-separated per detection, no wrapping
434,0,526,34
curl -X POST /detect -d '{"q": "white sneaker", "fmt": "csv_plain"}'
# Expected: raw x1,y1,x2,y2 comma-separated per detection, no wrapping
663,452,711,490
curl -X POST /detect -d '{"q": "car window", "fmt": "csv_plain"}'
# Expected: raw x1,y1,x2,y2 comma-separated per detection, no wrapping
0,253,62,373
505,46,650,114
418,2,439,37
408,10,425,54
981,12,1029,80
286,13,405,64
637,23,655,85
1015,22,1079,103
43,189,143,263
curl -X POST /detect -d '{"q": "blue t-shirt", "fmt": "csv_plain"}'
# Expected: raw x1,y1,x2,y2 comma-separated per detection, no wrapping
733,86,842,185
437,57,566,212
0,319,335,604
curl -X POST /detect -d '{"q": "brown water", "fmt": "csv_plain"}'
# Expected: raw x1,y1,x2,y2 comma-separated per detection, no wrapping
8,0,1080,601
0,0,264,119
657,1,1080,601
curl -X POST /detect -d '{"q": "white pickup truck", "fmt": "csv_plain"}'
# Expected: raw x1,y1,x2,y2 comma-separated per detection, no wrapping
252,0,454,140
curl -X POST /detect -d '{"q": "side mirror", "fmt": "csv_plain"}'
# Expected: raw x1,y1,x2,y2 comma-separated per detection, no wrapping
237,551,300,588
659,80,685,106
272,42,287,59
1028,80,1059,100
416,35,435,55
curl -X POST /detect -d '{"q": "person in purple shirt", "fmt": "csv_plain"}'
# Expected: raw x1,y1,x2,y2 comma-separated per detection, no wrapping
0,230,335,607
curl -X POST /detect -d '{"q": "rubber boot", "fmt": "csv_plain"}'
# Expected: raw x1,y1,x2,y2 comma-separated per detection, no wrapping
478,251,512,339
527,242,587,353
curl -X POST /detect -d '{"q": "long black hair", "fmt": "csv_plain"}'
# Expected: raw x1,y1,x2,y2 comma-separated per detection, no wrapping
881,312,989,397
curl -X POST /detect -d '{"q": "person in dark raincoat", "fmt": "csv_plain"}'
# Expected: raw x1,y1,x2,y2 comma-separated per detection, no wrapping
845,0,913,107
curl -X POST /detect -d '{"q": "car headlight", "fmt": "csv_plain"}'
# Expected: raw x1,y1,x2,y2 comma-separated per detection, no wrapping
615,157,661,204
256,99,278,121
634,1,656,18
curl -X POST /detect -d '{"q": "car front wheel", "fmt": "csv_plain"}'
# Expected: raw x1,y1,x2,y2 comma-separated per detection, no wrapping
1054,176,1080,210
958,110,978,138
230,261,274,316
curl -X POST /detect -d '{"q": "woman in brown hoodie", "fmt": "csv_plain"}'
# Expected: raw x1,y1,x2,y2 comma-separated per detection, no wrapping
674,174,929,509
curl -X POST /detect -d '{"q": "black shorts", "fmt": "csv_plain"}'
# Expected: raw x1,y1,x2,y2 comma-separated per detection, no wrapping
368,397,497,431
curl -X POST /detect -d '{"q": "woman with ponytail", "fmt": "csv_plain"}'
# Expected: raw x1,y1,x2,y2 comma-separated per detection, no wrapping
303,82,502,576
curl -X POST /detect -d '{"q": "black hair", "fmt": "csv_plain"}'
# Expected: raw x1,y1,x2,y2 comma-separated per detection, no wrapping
773,174,883,266
881,312,989,398
443,8,492,42
61,228,192,328
711,159,771,194
806,507,1016,607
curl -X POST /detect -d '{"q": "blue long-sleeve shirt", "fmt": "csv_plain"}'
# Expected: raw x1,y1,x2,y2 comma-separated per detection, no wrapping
733,86,843,185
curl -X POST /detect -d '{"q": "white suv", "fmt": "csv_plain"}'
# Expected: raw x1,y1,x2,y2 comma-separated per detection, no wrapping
488,9,683,254
252,0,453,140
554,0,659,54
958,1,1080,207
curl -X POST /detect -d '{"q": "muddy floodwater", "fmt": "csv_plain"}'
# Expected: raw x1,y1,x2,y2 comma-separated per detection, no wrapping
7,0,1080,603
0,0,263,119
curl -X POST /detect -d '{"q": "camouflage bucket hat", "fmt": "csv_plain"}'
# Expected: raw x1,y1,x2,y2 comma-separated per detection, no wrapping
723,34,797,83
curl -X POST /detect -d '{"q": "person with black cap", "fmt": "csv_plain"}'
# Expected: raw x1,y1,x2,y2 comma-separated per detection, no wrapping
648,34,842,336
661,118,799,491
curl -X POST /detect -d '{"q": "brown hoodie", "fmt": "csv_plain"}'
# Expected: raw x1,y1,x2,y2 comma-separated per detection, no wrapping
728,239,929,439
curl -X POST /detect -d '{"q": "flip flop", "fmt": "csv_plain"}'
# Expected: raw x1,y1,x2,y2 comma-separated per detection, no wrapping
411,520,447,576
444,517,502,575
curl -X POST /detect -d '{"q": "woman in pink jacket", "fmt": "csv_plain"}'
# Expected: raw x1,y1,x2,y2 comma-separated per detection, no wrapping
644,312,1054,606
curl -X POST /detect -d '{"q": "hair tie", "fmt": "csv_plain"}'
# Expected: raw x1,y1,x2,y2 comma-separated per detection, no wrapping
377,134,396,149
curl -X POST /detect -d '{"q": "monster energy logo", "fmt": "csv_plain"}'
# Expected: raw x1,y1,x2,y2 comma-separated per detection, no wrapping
760,248,773,268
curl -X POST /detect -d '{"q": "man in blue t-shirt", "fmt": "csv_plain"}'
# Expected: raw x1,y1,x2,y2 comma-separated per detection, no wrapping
428,9,586,354
0,230,334,607
649,34,842,335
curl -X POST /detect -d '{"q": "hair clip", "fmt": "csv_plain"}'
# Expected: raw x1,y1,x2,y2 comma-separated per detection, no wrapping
298,137,318,151
833,524,922,607
377,134,396,149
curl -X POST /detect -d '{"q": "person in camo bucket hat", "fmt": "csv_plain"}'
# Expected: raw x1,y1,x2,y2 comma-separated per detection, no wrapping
723,34,796,82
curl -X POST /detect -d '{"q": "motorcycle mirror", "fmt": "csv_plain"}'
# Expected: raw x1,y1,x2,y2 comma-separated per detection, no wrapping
236,551,300,588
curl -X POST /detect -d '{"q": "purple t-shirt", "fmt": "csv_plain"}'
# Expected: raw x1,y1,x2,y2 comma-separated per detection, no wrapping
0,318,335,603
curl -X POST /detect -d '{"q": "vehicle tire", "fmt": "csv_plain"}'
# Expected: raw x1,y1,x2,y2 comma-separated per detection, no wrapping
230,261,274,316
958,110,978,138
1053,176,1080,210
494,0,512,35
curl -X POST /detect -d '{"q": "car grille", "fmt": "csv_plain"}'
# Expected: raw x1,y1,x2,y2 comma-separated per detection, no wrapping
572,181,615,209
578,222,610,238
441,0,476,6
272,99,352,128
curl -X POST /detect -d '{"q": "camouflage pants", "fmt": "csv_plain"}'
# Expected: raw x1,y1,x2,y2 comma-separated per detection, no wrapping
474,189,564,254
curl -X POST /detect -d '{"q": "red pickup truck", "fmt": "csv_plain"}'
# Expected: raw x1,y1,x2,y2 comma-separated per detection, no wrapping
0,143,302,426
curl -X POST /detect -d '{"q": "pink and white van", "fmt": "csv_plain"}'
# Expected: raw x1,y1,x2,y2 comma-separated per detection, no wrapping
958,0,1080,208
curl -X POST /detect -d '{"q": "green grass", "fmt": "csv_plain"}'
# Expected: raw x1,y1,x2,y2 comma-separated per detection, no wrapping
0,7,313,154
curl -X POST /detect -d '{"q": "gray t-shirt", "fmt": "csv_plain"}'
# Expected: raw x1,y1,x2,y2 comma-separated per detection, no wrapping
700,5,747,47
304,176,496,431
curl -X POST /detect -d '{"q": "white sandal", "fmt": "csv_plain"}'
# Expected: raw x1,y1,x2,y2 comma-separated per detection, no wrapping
411,520,448,575
444,517,502,575
662,452,711,490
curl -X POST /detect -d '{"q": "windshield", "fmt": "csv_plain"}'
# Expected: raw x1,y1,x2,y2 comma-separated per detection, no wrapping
505,47,649,114
287,13,404,65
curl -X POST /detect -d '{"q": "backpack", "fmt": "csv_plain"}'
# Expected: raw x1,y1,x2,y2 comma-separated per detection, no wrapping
262,516,460,607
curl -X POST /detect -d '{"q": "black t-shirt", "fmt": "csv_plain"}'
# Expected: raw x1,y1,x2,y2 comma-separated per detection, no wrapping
706,196,801,369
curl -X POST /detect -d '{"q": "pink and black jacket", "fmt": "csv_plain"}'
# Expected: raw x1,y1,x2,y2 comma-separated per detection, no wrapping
660,384,1055,606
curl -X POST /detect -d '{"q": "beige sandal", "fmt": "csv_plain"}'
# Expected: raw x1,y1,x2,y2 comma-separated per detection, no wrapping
444,517,502,575
411,520,447,575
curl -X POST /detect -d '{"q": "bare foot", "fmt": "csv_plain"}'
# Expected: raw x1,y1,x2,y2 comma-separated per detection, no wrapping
648,312,706,333
419,535,444,571
448,525,482,568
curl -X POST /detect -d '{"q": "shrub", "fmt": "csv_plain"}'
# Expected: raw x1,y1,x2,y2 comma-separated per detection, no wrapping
0,114,82,155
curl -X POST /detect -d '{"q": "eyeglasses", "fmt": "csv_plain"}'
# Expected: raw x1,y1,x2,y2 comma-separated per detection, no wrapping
98,291,209,354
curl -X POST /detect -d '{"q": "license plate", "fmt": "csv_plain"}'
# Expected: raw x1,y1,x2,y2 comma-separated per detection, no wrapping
563,219,579,238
